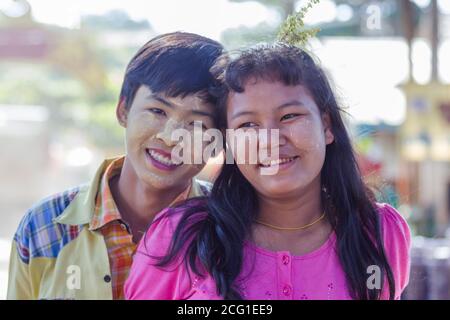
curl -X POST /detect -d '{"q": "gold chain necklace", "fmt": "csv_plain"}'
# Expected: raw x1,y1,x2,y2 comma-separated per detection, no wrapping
254,212,326,231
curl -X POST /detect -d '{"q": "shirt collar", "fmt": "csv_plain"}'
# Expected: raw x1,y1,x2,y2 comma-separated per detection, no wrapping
54,156,208,227
53,156,123,226
89,157,124,231
89,158,194,231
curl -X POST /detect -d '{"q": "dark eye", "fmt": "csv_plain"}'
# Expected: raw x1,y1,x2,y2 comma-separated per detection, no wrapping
148,108,166,116
281,113,301,121
238,122,258,129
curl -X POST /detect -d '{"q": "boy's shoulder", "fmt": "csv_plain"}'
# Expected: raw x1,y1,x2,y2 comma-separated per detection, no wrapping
13,185,87,264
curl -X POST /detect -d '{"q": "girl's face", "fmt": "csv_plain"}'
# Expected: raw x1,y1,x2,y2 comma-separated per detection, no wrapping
226,80,334,198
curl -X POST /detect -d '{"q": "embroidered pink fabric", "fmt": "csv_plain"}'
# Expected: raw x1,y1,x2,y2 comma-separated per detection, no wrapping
125,203,411,300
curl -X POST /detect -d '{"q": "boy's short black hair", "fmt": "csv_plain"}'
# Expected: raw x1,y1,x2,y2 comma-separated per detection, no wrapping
119,32,224,110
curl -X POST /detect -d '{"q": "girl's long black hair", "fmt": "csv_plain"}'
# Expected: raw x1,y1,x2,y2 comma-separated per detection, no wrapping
151,43,396,300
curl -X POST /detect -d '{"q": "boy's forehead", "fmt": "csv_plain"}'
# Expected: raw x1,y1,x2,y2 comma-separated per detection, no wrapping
136,85,213,110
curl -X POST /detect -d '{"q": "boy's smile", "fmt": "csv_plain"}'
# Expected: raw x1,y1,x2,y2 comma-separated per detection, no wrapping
145,148,183,171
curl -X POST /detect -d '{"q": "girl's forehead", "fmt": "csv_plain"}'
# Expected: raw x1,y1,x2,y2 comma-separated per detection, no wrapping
226,81,317,113
232,81,310,99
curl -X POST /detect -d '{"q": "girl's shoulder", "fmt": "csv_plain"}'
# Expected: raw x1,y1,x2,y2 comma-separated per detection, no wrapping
375,203,412,298
375,203,410,243
126,200,209,300
143,199,208,252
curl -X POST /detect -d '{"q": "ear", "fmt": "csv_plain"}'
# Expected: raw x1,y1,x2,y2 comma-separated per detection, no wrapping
322,113,335,145
116,97,128,128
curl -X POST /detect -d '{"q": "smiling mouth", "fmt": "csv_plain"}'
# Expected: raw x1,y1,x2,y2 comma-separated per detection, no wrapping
146,148,183,169
258,156,299,168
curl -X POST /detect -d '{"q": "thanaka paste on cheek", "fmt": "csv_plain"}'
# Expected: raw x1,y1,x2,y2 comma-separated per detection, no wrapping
156,118,186,142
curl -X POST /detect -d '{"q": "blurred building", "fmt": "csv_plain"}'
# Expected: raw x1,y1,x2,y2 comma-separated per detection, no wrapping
400,82,450,236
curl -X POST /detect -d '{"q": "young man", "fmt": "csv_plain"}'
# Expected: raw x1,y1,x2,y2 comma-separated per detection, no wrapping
7,32,224,299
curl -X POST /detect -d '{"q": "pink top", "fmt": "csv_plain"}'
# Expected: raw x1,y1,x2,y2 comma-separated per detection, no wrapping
125,203,411,300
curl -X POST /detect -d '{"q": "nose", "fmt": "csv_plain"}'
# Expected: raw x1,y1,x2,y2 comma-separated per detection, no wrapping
258,121,287,151
156,119,185,147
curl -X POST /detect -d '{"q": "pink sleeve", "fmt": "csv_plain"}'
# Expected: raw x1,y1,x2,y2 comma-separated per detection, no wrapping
124,209,193,300
378,203,411,299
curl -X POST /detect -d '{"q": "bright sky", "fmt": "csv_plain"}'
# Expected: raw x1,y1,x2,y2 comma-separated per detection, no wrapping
24,0,279,40
2,0,450,125
3,0,450,37
312,37,450,125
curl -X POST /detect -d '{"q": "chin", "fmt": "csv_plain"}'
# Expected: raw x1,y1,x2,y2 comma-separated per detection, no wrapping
258,174,311,195
141,170,177,189
257,183,298,198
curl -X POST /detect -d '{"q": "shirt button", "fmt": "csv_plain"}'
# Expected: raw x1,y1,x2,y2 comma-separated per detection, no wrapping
283,285,292,296
282,254,290,265
104,275,111,283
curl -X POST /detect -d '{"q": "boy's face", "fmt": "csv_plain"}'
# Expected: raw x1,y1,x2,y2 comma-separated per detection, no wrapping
117,85,215,190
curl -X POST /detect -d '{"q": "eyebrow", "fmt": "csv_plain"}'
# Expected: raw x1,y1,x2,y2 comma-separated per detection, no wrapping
231,100,306,120
191,110,214,119
149,93,214,119
230,111,255,120
277,100,306,110
149,94,173,108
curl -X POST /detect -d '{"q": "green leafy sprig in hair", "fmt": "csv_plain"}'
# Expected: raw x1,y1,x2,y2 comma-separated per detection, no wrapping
277,0,321,46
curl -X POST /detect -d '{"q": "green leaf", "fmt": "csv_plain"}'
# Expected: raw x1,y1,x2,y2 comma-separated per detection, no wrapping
277,0,321,46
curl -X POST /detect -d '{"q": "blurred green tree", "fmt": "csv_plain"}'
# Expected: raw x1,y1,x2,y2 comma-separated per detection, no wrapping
0,8,155,148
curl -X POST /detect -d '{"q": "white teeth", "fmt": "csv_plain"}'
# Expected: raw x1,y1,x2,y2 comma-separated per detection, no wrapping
260,157,296,167
148,150,179,166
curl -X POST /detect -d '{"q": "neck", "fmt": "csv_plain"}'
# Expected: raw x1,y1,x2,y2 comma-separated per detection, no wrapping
252,177,333,255
110,157,190,240
257,178,324,229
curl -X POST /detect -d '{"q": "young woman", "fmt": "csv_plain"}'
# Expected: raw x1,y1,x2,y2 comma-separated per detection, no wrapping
124,43,411,300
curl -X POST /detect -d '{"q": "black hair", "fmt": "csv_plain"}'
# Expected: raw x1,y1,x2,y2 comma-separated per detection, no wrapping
119,32,224,117
152,43,396,300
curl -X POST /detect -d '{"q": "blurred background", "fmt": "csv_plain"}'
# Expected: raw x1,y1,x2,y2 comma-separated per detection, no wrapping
0,0,449,299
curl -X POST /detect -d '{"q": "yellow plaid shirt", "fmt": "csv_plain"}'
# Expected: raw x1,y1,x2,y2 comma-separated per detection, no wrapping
90,157,192,299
